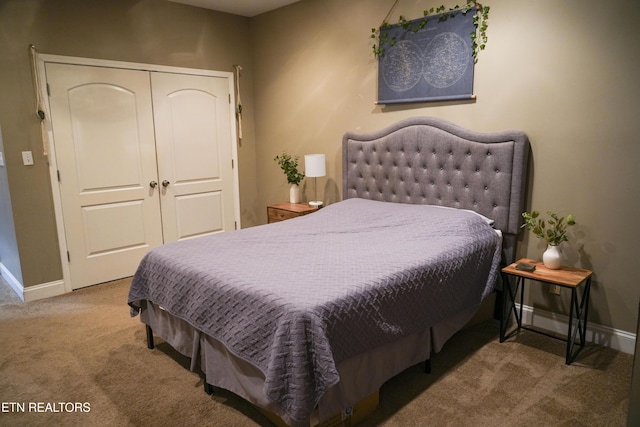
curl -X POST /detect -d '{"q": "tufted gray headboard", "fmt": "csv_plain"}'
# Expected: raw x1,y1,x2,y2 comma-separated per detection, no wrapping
342,117,529,264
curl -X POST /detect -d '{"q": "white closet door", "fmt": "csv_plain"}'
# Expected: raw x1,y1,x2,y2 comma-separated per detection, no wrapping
151,72,236,242
46,63,163,289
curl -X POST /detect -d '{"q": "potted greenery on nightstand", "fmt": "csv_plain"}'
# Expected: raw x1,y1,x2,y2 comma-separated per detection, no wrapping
521,210,576,269
274,152,305,203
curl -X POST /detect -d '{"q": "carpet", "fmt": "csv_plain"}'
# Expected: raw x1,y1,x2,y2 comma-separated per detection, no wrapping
0,278,632,426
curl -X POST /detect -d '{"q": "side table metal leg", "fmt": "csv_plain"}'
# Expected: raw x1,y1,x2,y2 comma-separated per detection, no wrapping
500,274,522,342
581,277,592,345
565,278,591,364
566,289,576,364
518,277,524,329
500,274,507,342
500,273,512,342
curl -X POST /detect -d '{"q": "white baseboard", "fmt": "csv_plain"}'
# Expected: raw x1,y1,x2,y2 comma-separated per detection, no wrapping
519,304,636,355
0,262,25,301
22,280,66,302
1,261,67,302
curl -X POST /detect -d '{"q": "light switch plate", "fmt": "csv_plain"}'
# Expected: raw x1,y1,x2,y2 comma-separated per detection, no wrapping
22,151,34,166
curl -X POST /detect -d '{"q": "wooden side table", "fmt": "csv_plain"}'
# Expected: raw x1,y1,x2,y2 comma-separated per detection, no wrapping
267,203,317,223
500,258,593,364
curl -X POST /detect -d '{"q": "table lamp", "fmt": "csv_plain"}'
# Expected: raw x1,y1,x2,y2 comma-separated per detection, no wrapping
304,154,325,207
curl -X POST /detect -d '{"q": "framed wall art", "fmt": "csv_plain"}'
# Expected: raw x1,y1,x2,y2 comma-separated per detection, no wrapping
377,9,476,104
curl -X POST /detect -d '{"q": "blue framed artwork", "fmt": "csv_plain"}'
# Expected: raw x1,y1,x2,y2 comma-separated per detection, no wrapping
377,9,476,104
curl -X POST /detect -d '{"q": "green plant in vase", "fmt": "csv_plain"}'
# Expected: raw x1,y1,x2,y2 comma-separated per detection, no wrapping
274,152,305,203
521,211,576,269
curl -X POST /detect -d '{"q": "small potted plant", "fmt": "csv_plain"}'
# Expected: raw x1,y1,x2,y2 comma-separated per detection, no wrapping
521,211,576,269
274,152,305,203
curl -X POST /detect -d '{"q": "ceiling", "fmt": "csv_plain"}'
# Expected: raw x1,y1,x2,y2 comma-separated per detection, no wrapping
168,0,301,17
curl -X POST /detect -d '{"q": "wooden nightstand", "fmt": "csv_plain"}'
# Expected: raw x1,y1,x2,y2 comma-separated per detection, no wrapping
267,203,318,223
500,258,593,364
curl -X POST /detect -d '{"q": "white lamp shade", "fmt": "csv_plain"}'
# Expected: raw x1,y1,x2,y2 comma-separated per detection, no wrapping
304,154,326,178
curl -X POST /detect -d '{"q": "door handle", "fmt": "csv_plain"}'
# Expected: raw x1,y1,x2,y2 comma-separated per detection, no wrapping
162,180,170,187
149,180,158,188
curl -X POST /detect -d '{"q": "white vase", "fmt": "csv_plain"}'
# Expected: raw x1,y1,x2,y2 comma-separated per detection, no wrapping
289,184,300,203
542,244,562,269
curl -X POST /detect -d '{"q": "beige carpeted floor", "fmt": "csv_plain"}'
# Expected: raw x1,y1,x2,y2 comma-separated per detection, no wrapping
0,278,632,426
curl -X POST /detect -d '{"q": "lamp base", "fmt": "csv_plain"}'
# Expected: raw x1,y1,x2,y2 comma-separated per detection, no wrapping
308,201,323,207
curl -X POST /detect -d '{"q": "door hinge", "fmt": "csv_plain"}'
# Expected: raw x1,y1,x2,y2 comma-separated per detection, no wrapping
46,83,51,97
234,221,238,230
229,94,231,104
231,159,234,169
67,251,70,262
57,170,61,182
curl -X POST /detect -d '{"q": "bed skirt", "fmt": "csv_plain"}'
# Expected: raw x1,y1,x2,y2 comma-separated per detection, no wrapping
139,296,492,426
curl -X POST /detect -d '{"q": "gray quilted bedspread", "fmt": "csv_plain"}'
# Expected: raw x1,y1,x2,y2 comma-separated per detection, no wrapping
128,198,500,425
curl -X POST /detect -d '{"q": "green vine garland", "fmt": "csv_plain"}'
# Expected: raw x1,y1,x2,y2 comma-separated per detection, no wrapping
371,1,490,62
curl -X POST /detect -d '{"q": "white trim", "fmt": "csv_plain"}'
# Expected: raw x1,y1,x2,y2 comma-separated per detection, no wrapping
227,70,242,230
22,280,66,302
1,261,67,302
36,56,72,295
36,53,242,291
38,54,235,79
0,262,25,301
518,304,636,355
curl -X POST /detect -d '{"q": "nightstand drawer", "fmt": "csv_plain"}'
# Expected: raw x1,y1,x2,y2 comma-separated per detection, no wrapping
267,203,317,223
268,208,298,223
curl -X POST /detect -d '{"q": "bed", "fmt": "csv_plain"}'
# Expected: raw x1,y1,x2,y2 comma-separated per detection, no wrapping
128,117,529,426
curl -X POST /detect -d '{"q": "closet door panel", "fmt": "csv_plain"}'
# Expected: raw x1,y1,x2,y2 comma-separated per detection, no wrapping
46,61,238,290
46,63,163,289
151,72,236,241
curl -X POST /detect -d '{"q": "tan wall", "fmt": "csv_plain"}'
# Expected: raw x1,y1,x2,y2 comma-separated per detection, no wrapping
251,0,640,333
1,0,638,335
0,0,259,287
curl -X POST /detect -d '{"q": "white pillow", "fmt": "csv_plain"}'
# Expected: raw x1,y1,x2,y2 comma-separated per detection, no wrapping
429,205,495,226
